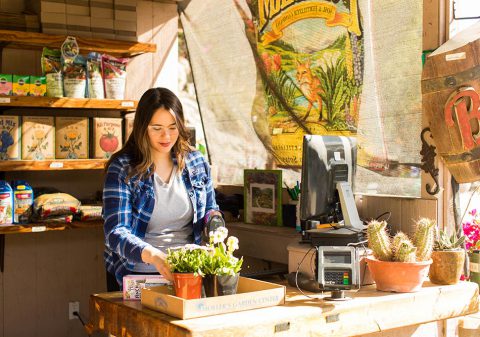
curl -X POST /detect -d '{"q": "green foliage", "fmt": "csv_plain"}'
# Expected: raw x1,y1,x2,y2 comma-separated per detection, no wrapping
265,69,299,111
434,229,466,251
315,57,350,129
205,227,243,276
414,218,436,261
166,244,208,276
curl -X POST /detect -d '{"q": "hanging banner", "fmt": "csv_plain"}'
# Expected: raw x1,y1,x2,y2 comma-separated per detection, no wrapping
246,0,363,167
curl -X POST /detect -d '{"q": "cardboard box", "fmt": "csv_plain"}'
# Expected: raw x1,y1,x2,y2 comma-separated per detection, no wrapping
55,117,88,159
92,117,122,159
22,116,55,160
29,76,47,97
12,75,30,96
0,116,20,160
123,274,170,300
141,277,285,319
0,74,12,96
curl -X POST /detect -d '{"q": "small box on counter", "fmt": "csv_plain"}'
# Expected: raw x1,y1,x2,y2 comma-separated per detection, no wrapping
21,116,55,160
29,76,47,96
141,277,286,319
123,275,170,300
12,75,30,96
0,74,12,96
55,117,89,159
92,117,122,159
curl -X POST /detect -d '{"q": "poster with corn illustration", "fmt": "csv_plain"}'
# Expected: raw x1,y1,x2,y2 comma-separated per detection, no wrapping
236,0,363,167
22,116,54,160
55,117,88,159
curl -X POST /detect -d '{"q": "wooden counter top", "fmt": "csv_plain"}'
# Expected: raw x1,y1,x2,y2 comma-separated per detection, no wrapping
89,280,479,337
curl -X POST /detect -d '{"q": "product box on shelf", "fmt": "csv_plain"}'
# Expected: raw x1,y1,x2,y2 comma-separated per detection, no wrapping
0,116,20,160
124,113,134,142
92,117,122,159
0,74,12,96
141,277,286,319
123,275,170,301
29,76,47,97
22,116,55,160
12,75,30,96
55,117,89,159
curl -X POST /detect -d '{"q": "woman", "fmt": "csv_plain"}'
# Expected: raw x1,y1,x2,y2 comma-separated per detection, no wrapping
103,87,221,291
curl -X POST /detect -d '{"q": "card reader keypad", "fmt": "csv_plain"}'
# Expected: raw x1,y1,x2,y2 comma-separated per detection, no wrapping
324,270,350,285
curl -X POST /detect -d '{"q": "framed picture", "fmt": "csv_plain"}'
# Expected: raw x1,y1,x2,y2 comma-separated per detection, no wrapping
244,169,282,226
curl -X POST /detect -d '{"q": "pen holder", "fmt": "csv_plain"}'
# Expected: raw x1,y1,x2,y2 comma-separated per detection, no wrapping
282,201,298,228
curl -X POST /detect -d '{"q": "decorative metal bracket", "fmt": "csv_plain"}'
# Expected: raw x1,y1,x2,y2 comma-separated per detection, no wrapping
420,127,440,195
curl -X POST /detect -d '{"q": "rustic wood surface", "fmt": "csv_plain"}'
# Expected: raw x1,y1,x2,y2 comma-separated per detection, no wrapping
0,96,137,110
0,29,156,57
90,280,479,337
0,159,107,171
0,220,103,235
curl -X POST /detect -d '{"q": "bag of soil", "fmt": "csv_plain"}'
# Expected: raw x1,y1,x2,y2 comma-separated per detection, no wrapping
102,54,129,99
86,52,104,99
41,48,63,97
63,54,86,98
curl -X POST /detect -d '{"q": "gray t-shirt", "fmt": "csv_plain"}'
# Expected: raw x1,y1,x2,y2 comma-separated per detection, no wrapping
131,165,194,272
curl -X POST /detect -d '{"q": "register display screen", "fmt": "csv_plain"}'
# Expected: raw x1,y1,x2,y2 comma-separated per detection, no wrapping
324,252,351,264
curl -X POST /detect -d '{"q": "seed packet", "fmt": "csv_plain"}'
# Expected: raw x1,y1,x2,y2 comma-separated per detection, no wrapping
42,48,64,97
21,116,55,160
29,76,47,97
102,54,129,99
55,117,88,159
63,54,86,98
86,52,104,99
12,75,30,96
0,74,12,96
92,117,122,159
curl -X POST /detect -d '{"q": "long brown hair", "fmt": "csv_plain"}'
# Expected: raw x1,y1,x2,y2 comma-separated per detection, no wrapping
106,87,192,182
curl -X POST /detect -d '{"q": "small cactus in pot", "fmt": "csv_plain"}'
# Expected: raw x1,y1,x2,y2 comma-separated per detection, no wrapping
366,218,436,292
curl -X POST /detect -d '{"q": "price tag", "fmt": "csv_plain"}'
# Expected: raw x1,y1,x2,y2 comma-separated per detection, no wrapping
0,97,11,103
49,162,64,168
32,226,46,233
121,101,135,107
334,151,342,161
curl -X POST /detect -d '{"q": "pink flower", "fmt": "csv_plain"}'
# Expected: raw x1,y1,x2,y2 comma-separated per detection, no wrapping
463,208,480,252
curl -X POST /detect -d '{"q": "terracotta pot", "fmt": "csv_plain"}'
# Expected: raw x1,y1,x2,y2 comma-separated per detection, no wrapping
366,257,432,293
173,273,203,299
429,250,465,285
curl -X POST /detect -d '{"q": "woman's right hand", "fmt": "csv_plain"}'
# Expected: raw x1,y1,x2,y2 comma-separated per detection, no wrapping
141,246,173,281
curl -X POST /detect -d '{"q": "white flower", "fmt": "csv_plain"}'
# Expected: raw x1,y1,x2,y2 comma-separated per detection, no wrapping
184,244,202,251
217,227,228,240
213,231,224,244
227,236,239,252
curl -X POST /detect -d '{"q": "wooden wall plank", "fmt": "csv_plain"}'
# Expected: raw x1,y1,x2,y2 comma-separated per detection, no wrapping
423,0,440,50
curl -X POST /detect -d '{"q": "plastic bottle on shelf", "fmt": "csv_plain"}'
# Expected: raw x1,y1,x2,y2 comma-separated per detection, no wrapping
0,181,13,225
12,180,33,224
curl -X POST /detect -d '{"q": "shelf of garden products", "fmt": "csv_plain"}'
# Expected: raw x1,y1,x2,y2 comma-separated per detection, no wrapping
0,220,103,235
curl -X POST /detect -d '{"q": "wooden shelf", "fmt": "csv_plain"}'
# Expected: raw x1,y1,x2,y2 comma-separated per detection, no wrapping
0,30,156,57
0,96,137,110
0,220,103,235
0,159,107,171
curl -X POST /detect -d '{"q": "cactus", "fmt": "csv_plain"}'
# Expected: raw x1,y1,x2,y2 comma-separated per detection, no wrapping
367,220,393,261
413,218,436,261
392,232,412,255
394,242,417,262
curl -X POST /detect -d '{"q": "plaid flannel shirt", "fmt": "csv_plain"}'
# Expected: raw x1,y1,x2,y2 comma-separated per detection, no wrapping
103,150,219,286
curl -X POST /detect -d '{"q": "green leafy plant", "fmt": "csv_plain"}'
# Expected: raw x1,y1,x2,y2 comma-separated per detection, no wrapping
205,227,243,276
166,244,209,276
434,229,465,251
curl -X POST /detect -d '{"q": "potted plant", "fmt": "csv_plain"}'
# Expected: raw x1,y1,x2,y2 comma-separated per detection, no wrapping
203,227,243,296
166,244,208,299
463,209,480,287
429,228,465,285
366,218,435,292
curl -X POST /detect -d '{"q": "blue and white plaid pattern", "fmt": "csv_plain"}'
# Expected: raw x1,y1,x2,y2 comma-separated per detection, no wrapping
103,150,219,286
